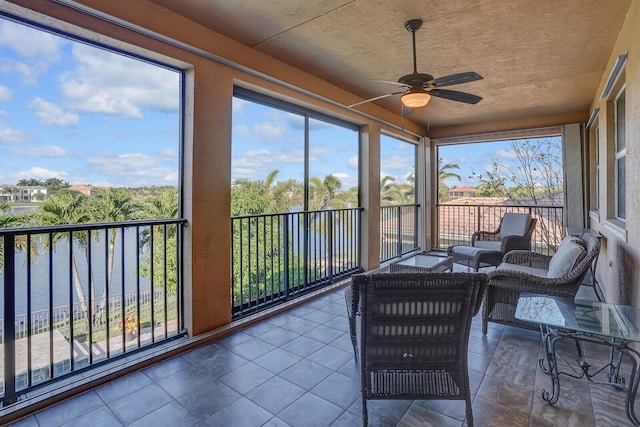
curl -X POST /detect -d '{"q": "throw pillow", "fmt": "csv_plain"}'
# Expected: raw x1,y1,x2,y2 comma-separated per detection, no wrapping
547,240,587,278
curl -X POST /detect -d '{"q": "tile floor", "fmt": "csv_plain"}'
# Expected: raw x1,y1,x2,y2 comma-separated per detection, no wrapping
6,281,639,426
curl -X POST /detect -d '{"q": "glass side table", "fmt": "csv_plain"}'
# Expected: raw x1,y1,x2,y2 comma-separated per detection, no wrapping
516,293,640,426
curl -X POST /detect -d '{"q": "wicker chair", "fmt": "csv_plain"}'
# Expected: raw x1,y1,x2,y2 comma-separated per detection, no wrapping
482,230,601,334
354,272,487,427
471,213,537,253
448,213,537,271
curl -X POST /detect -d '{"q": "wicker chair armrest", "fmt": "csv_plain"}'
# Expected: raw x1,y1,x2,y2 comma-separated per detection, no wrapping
472,229,500,244
487,269,579,297
502,250,552,269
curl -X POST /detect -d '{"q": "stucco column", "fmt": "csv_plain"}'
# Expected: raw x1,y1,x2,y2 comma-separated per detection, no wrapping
184,62,234,334
360,125,381,270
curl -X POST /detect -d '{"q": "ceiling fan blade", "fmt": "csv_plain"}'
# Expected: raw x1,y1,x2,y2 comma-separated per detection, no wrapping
429,88,483,104
433,71,483,87
349,91,405,108
371,79,411,89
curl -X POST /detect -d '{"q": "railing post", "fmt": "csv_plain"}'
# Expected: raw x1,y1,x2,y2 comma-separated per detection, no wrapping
413,204,419,249
396,206,402,258
476,205,481,245
283,215,290,298
328,212,334,279
3,233,17,404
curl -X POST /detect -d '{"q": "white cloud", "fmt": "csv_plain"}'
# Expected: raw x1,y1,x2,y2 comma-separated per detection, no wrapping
60,43,179,118
0,20,63,83
9,145,67,157
160,148,178,158
0,21,62,62
232,148,304,180
232,98,246,115
234,124,251,138
309,146,336,159
29,98,79,126
88,153,159,170
253,121,286,142
86,152,178,186
497,149,518,159
332,172,357,189
0,85,11,101
347,155,358,170
16,166,70,181
379,156,416,185
0,122,28,143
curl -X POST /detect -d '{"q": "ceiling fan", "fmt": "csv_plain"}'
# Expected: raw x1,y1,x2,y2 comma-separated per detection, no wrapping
349,19,483,109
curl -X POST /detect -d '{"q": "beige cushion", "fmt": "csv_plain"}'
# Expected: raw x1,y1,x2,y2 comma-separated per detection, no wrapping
547,238,587,278
499,213,531,239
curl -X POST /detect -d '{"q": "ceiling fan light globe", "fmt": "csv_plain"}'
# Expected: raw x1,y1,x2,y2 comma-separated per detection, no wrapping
401,92,431,108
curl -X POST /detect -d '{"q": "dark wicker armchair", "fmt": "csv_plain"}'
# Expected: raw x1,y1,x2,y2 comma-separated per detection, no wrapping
472,213,537,253
482,230,601,334
354,272,487,427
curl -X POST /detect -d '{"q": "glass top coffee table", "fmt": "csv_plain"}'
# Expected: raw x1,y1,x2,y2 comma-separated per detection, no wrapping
389,253,453,273
516,293,640,426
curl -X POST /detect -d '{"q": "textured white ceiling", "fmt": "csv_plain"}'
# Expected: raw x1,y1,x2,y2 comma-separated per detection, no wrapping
149,0,631,131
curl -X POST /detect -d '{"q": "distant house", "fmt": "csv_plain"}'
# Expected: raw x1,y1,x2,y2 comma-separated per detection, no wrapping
0,186,48,202
70,184,95,197
447,186,477,199
0,186,11,203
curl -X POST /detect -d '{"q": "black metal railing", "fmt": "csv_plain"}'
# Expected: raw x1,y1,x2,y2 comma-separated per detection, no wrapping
231,208,362,317
0,218,187,405
436,204,564,255
380,204,420,263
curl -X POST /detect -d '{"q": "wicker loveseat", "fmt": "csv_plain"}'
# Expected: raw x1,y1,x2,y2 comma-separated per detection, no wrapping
482,229,601,334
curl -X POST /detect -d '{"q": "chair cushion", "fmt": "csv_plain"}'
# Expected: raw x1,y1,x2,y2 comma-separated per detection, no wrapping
547,238,587,278
496,262,549,278
473,240,502,251
499,213,531,239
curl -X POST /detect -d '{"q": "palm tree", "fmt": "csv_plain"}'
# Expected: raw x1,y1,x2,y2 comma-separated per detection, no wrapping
37,190,92,316
43,177,70,195
308,175,341,211
381,175,415,205
142,187,178,219
438,158,462,202
0,213,35,266
86,188,142,308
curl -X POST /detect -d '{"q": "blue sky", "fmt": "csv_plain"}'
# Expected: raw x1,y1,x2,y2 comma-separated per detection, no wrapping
0,16,180,188
232,99,419,190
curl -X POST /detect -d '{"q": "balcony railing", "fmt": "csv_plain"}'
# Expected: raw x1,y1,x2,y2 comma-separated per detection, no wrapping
231,208,362,318
436,203,564,255
380,204,420,263
0,218,187,405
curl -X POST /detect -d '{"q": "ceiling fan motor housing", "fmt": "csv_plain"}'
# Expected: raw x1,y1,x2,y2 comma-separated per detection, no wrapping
398,72,434,89
404,19,423,33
